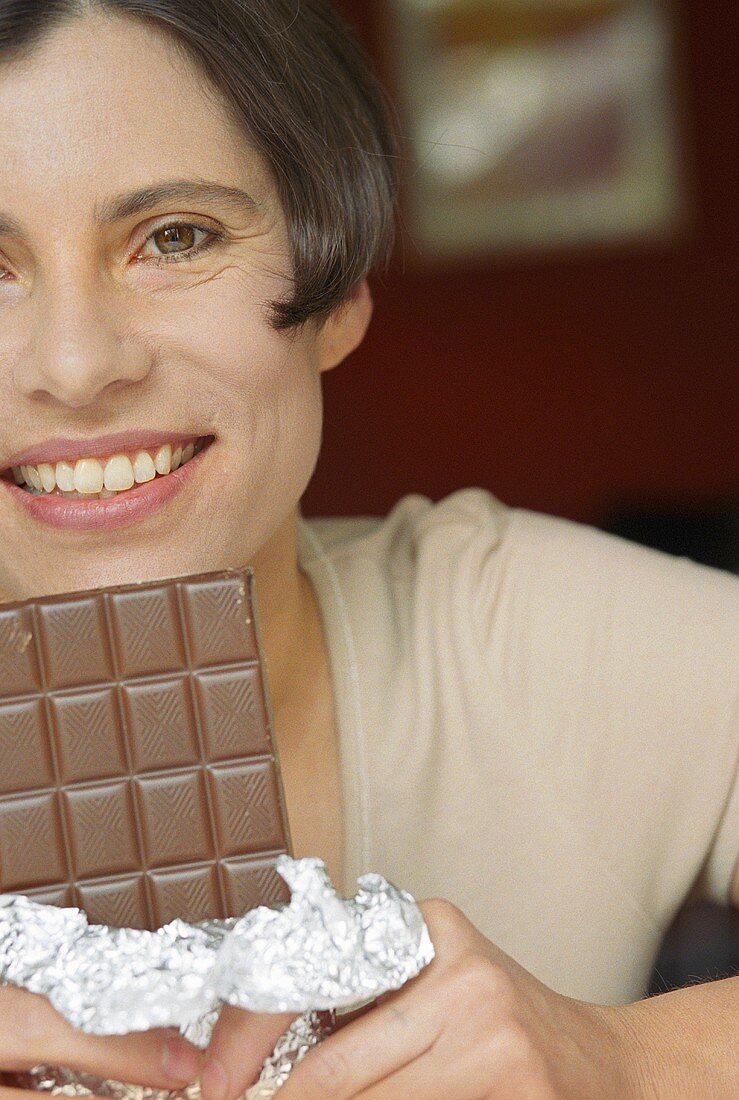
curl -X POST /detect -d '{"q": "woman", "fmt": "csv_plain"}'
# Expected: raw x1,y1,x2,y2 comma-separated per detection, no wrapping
0,1,736,1097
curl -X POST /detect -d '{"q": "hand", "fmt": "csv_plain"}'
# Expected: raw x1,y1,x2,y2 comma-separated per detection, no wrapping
0,983,205,1098
200,899,647,1100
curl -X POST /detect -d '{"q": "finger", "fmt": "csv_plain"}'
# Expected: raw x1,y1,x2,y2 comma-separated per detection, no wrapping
200,1005,296,1100
418,898,484,964
0,985,204,1089
1,1090,110,1100
351,1044,516,1100
276,982,445,1100
353,1047,477,1100
358,1048,553,1100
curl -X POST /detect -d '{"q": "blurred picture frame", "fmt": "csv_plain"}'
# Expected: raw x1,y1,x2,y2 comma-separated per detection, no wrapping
387,0,686,259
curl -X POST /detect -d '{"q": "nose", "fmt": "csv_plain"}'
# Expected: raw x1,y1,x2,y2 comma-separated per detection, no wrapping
17,278,152,408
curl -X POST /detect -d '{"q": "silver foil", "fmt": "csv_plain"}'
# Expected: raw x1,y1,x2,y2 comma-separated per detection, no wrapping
1,856,434,1097
13,1011,335,1100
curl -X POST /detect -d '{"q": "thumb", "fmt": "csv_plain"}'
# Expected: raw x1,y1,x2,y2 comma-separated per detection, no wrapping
0,985,205,1090
1,1086,108,1100
201,1006,297,1100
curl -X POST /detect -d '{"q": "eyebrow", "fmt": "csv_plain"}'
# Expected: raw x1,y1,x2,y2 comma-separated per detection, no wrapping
0,179,259,237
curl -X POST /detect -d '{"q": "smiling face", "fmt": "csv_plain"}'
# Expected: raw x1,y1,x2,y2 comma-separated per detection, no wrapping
0,10,370,603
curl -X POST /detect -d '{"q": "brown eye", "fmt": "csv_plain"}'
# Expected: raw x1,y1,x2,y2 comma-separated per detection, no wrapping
136,221,224,267
153,223,198,254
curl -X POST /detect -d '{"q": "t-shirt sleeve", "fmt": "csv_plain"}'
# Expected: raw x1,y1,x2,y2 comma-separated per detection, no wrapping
459,494,739,916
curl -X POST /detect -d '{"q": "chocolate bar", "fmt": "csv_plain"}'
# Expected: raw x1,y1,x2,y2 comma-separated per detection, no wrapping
0,569,292,930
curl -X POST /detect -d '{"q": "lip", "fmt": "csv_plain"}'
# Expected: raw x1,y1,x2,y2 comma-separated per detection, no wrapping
1,438,213,532
2,430,208,470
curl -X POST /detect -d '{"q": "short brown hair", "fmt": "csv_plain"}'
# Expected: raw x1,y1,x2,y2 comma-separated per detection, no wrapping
0,0,399,329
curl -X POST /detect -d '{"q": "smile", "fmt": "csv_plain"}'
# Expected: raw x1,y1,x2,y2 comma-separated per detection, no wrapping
6,437,208,500
1,434,215,531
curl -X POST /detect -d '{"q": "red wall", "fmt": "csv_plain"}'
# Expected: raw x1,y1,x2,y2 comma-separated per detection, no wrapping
302,1,737,524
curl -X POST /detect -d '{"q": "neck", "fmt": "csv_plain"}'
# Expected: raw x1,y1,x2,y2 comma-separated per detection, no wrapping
249,509,343,884
248,507,315,722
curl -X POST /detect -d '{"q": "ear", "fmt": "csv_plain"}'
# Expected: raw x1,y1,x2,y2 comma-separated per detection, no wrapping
316,280,374,374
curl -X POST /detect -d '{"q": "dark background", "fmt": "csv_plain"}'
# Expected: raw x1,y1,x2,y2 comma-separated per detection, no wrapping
304,0,736,527
303,1,738,994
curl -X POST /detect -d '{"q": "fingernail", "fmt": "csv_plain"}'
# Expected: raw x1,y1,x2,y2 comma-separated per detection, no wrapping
201,1056,230,1100
162,1037,204,1083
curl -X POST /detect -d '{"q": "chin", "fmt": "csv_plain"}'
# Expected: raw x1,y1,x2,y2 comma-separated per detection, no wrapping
10,548,230,603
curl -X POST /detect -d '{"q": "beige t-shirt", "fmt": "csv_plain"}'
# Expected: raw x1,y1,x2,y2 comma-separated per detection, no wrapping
296,488,738,1005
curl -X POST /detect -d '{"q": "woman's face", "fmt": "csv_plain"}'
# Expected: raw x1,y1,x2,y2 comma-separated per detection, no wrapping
0,12,364,601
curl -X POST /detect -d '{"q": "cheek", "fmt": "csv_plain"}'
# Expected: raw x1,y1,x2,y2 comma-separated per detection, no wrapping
139,268,296,395
186,280,317,417
142,275,324,485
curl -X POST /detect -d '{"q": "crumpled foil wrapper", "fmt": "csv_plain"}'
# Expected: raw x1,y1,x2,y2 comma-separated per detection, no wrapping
12,1011,336,1100
0,856,434,1098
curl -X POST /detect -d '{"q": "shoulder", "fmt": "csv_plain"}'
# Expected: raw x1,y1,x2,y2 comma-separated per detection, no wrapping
301,489,738,734
298,489,511,648
300,488,738,650
298,487,509,576
506,504,736,599
501,506,738,671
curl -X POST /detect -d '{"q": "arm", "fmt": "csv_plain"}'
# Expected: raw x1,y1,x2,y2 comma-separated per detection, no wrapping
613,975,739,1099
616,861,739,1097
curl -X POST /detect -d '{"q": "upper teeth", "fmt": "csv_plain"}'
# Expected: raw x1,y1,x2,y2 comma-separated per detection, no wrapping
11,439,201,496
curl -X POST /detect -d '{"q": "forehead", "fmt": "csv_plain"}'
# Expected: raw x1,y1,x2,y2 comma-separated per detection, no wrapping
0,11,271,215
